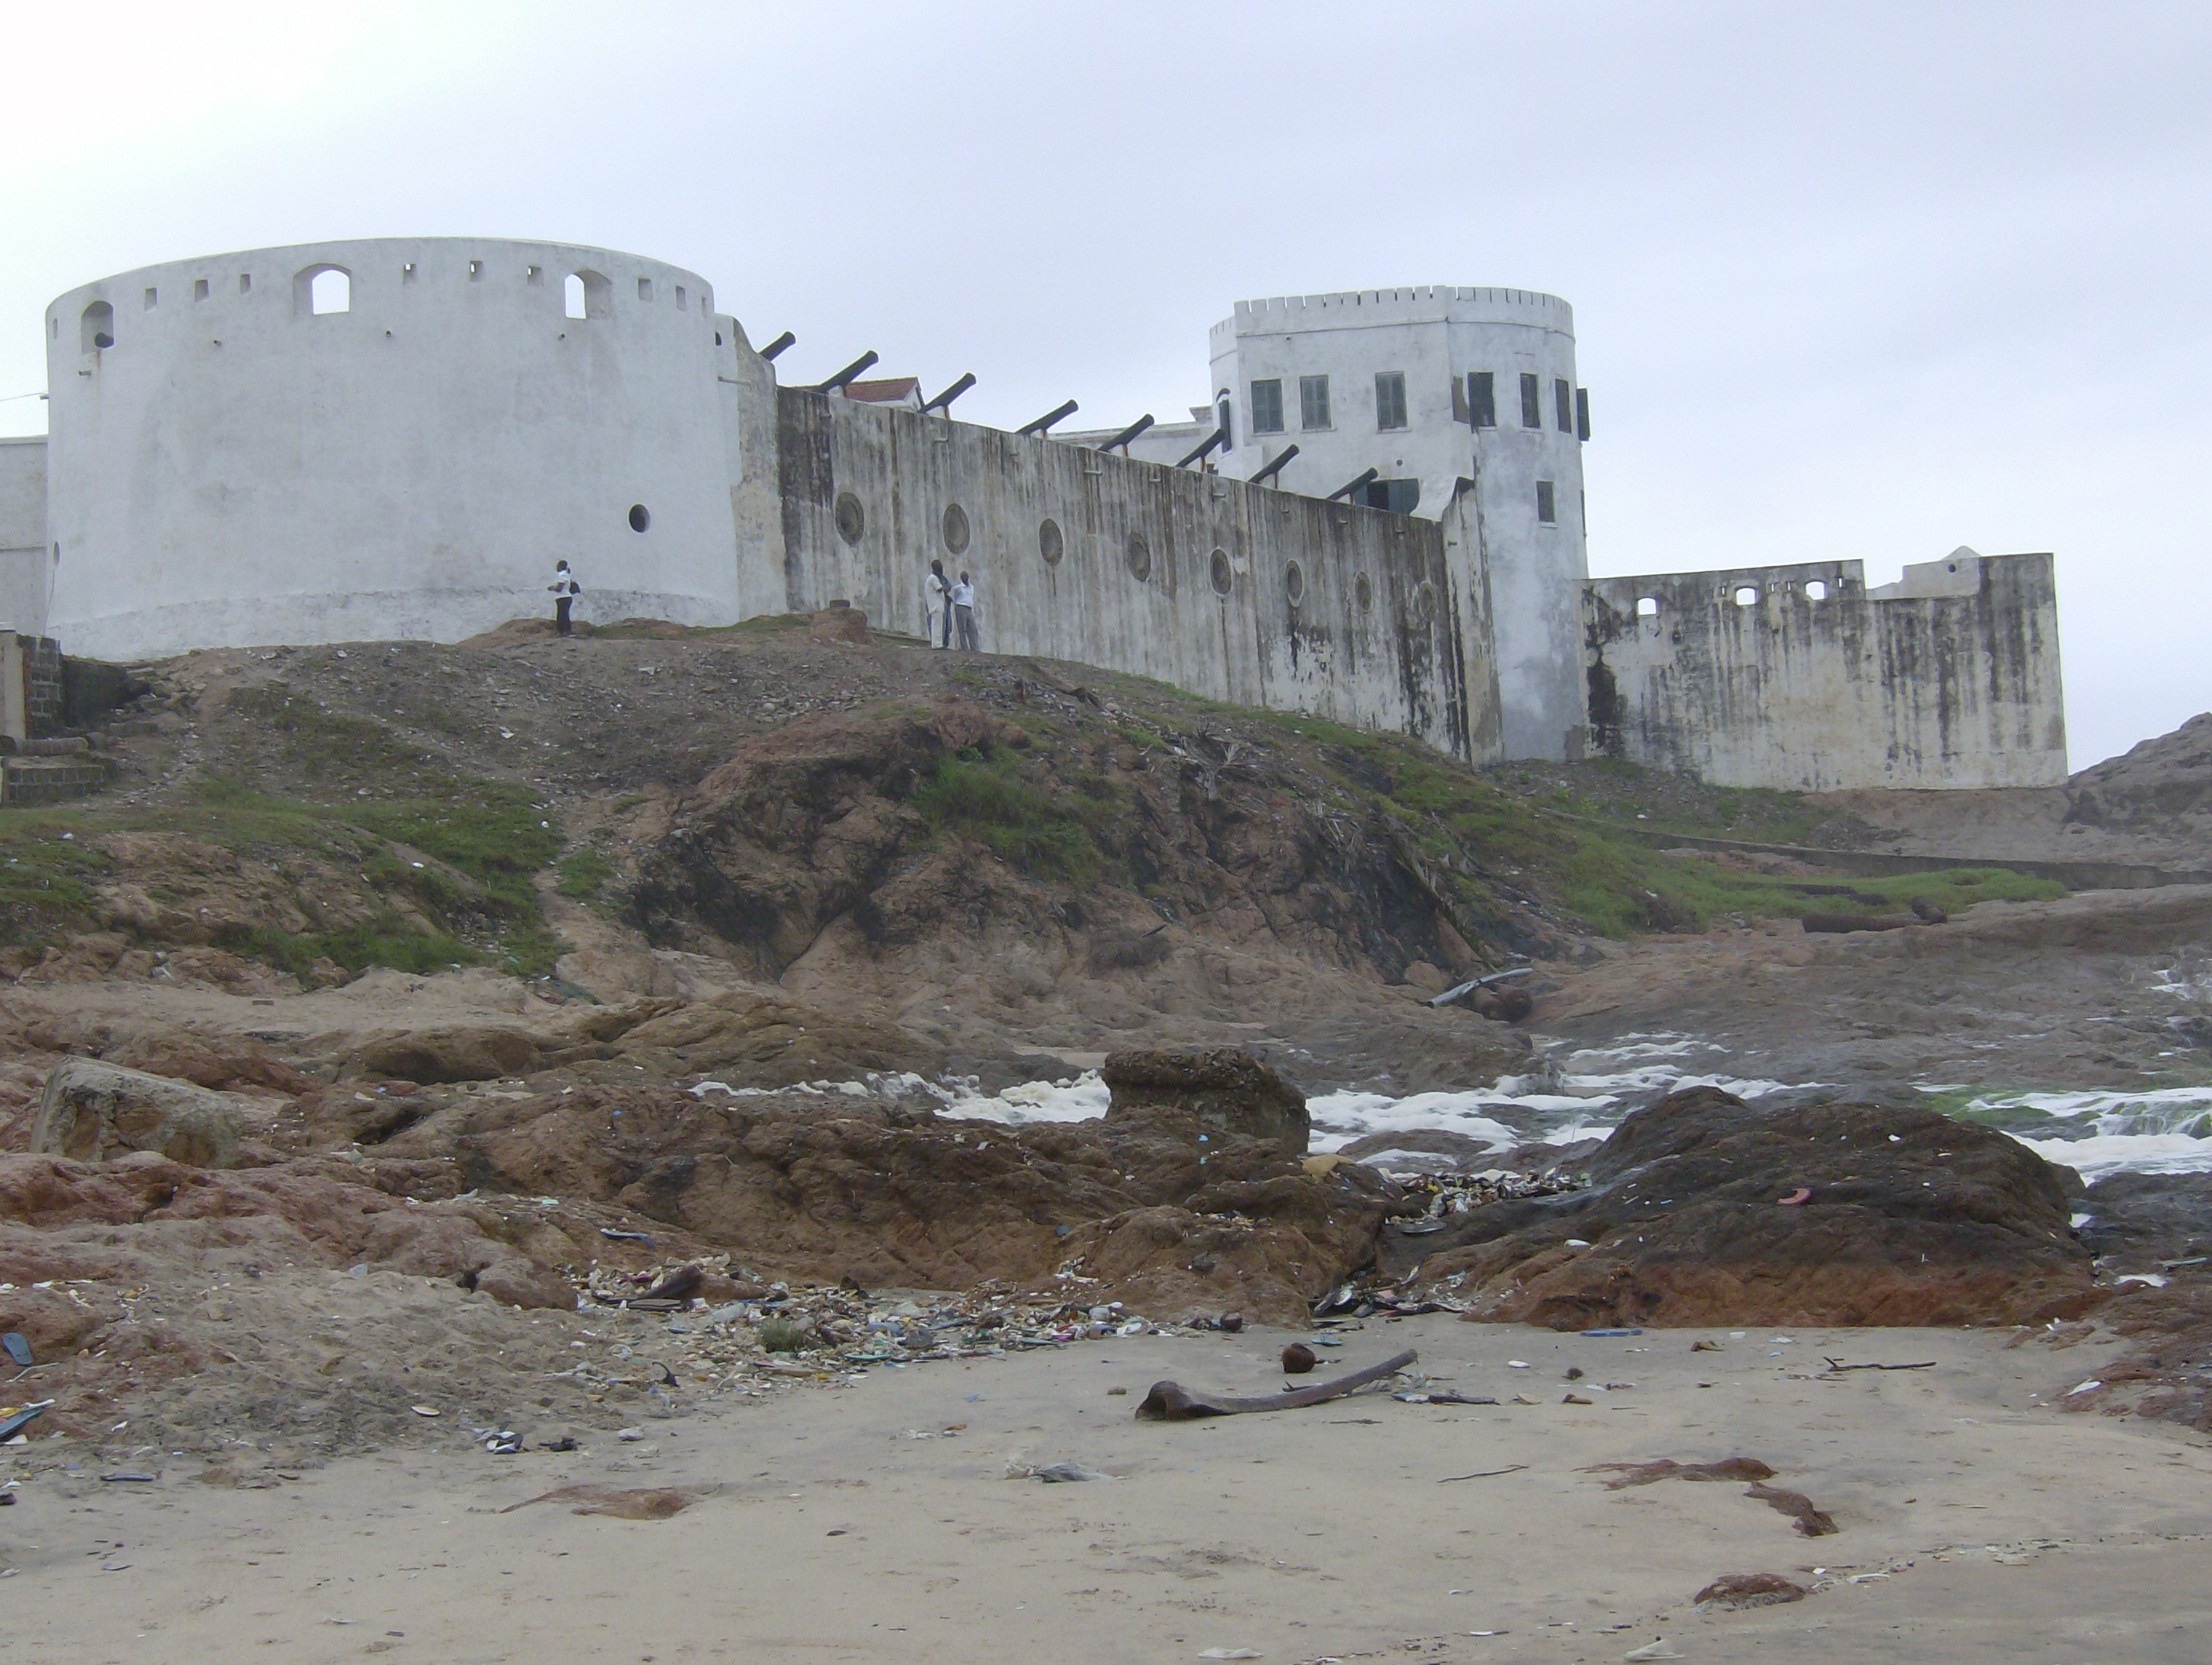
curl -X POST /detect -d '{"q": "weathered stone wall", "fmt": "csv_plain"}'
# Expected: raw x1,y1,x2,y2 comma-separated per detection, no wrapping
779,389,1496,761
0,437,46,637
1582,551,2066,790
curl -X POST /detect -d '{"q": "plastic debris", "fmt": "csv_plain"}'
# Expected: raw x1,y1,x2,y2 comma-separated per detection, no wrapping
1029,1461,1115,1483
1623,1643,1682,1661
1,1333,31,1369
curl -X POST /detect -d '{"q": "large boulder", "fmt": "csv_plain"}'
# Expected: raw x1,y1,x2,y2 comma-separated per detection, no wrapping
1102,1048,1310,1155
1392,1086,2096,1329
31,1057,245,1169
349,1027,544,1084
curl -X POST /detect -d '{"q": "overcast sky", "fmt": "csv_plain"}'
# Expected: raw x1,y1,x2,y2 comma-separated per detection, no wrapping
2,1,2203,768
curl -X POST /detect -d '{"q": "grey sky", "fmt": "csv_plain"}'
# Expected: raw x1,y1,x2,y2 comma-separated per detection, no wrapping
2,1,2203,768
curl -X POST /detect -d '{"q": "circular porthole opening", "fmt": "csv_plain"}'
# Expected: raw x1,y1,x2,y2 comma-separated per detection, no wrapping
1209,548,1233,597
1411,581,1437,625
1126,532,1152,583
1284,560,1305,606
942,503,971,555
834,492,866,545
1355,572,1374,613
628,504,651,533
1038,517,1064,565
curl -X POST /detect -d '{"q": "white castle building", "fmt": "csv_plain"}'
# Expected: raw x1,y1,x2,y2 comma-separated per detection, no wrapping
0,238,2066,789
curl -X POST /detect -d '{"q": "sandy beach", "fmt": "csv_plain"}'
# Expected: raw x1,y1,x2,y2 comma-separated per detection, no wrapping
7,1312,2208,1664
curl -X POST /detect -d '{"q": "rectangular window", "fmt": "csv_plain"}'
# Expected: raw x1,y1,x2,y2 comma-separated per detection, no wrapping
1555,377,1573,432
143,287,158,310
1468,371,1496,428
238,273,252,294
1520,372,1542,428
1375,370,1408,431
1363,479,1421,514
1299,374,1331,430
1217,396,1233,448
1536,480,1557,524
193,277,210,302
1575,387,1591,441
1250,378,1284,434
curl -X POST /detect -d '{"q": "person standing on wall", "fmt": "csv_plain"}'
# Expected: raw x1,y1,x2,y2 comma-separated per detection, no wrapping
926,560,955,648
549,560,581,636
952,570,979,651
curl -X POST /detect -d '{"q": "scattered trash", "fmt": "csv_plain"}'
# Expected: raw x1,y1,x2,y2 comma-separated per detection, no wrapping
1,1333,31,1368
1029,1461,1115,1483
599,1229,656,1246
1580,1327,1642,1338
1396,1391,1498,1407
481,1430,522,1455
1563,1392,1594,1405
1508,1359,1530,1370
616,1426,645,1441
1438,1464,1527,1482
409,1405,440,1418
539,1436,578,1453
1137,1349,1417,1420
1778,1188,1812,1207
0,1401,49,1442
1690,1339,1725,1352
1219,1313,1244,1334
2065,1380,2103,1397
1281,1343,1318,1375
100,1471,156,1483
1623,1642,1682,1661
1198,1650,1264,1661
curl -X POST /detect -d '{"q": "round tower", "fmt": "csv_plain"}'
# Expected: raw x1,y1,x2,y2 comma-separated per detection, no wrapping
43,238,746,659
1208,286,1590,760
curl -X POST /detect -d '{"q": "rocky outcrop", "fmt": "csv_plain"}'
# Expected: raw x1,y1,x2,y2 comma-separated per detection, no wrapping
2066,712,2212,828
348,1026,544,1084
369,1047,1401,1323
1102,1047,1309,1153
31,1057,246,1168
1391,1087,2096,1328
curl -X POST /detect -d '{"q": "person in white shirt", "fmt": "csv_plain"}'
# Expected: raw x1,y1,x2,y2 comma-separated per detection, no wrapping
952,571,979,651
548,560,581,635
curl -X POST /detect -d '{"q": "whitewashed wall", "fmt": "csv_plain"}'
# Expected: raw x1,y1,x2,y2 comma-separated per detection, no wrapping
779,389,1495,760
1209,287,1589,761
1583,552,2068,790
0,437,47,637
43,239,747,659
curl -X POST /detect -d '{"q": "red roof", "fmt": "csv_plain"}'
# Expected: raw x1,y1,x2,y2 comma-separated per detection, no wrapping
840,377,920,404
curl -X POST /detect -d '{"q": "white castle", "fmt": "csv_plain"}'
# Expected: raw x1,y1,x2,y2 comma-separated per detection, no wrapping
0,238,2064,790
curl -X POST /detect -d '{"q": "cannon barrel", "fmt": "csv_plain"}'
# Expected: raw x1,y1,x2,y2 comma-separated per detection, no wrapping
813,350,880,394
1015,398,1080,437
921,372,976,415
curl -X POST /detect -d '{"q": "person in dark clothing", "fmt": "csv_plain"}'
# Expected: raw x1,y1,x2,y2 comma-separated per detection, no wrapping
927,559,954,648
549,560,580,635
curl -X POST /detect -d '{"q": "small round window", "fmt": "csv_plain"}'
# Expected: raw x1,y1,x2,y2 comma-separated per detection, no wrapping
942,503,971,554
1126,532,1152,583
1284,560,1305,606
1209,548,1233,597
1038,517,1064,566
1355,572,1374,613
628,504,651,533
1411,581,1437,625
834,492,865,545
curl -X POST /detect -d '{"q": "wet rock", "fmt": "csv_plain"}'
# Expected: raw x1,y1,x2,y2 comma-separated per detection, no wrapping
1397,1086,2096,1328
1102,1048,1309,1154
31,1058,245,1169
1281,1342,1317,1373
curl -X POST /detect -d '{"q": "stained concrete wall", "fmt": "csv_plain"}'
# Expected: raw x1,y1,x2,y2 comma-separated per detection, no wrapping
0,437,47,637
1583,550,2067,790
43,239,748,659
1209,287,1589,761
778,389,1496,760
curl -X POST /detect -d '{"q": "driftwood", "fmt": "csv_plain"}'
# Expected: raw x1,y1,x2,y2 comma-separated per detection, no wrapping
1821,1356,1937,1373
1135,1348,1418,1420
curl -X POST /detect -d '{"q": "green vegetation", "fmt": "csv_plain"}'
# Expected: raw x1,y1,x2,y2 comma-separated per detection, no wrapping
907,745,1115,886
556,847,615,903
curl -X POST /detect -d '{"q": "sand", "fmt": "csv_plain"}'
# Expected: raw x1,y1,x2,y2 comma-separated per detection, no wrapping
5,1314,2209,1664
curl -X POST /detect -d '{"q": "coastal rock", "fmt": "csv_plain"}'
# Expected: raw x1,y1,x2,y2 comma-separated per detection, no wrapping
1102,1047,1310,1154
1393,1086,2096,1328
31,1057,245,1169
349,1027,544,1084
